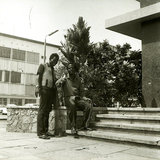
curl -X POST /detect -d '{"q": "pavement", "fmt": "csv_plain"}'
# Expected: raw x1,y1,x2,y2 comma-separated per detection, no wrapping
0,125,160,160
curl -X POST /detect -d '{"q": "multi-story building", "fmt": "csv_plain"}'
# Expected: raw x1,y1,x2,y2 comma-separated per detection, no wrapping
0,32,60,106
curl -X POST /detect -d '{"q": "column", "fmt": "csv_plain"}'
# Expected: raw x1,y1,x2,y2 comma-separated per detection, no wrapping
142,18,160,107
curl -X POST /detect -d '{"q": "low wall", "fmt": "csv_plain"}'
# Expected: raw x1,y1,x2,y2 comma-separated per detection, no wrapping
6,105,67,134
6,105,39,133
6,105,108,133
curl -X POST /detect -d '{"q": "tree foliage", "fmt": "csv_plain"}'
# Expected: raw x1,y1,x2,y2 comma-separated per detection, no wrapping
60,16,92,67
81,41,142,107
58,17,142,107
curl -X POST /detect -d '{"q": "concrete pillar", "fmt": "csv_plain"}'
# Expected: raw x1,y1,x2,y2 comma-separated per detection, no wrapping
22,99,25,106
142,18,160,107
51,84,67,136
7,98,10,105
54,106,67,136
139,0,160,107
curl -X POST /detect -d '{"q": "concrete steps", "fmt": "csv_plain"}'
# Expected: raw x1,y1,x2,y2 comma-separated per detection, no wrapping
66,130,160,146
67,107,160,147
93,122,160,136
106,107,160,115
96,114,160,125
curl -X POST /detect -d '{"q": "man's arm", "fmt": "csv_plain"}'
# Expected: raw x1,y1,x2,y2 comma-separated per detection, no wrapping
78,78,91,102
35,64,44,97
79,78,84,98
55,76,66,87
37,64,44,88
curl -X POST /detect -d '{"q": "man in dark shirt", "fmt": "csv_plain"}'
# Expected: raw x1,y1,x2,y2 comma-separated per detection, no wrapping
56,63,93,138
35,53,59,139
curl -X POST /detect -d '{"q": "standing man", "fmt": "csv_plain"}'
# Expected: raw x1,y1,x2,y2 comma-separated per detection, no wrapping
56,63,93,138
35,53,59,139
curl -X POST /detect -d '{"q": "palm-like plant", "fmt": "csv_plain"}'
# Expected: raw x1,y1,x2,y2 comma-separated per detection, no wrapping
60,17,91,68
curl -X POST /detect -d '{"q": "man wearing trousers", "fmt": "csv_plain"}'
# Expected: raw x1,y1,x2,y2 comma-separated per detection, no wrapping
36,53,59,139
56,63,93,138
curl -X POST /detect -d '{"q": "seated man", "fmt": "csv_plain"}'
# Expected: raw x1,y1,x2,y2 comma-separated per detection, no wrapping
56,63,93,138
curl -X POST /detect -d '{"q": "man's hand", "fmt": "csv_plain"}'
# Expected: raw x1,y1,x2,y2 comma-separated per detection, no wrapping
82,97,91,103
55,76,66,87
35,86,41,97
69,96,76,106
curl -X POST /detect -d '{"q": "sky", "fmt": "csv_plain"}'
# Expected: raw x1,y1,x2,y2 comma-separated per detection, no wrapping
0,0,141,50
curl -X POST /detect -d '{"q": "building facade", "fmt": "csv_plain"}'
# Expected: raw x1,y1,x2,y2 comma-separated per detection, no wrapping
0,32,60,106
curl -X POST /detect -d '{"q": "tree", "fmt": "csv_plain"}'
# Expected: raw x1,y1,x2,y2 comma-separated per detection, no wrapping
112,44,142,107
82,41,115,107
83,41,142,107
60,16,92,68
58,17,142,107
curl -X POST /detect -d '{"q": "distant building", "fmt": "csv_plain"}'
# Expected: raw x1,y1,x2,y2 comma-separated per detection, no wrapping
0,32,60,106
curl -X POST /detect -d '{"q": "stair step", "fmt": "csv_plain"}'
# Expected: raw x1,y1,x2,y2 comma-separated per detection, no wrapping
66,130,160,147
73,108,160,147
94,122,160,132
96,114,160,120
106,107,160,115
96,114,160,125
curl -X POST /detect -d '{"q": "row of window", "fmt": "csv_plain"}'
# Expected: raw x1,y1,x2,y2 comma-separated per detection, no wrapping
0,70,36,84
0,98,7,105
0,98,36,106
0,46,39,64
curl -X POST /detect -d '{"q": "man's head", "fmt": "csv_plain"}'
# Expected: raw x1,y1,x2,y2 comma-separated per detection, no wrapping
49,53,59,67
67,63,79,76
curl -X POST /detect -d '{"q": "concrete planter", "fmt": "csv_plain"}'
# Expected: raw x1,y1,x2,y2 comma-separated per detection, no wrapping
6,105,67,134
6,105,38,133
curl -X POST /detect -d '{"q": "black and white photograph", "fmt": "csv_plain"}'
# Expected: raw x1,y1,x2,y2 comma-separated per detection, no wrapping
0,0,160,159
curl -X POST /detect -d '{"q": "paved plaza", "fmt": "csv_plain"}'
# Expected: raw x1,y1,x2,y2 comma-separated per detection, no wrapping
0,127,160,160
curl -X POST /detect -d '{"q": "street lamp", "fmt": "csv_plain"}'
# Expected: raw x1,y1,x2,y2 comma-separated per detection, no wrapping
43,30,59,63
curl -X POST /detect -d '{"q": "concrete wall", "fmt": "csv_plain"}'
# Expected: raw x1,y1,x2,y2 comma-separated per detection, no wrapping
142,18,160,107
6,105,67,136
7,106,38,132
140,0,160,8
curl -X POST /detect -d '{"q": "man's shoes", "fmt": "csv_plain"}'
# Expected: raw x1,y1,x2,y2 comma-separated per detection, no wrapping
85,127,93,131
38,134,50,139
74,132,79,139
78,127,93,131
46,132,55,137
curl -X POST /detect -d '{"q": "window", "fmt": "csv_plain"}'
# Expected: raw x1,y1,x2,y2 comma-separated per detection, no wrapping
4,71,9,82
25,99,36,104
0,98,7,105
27,51,39,64
0,46,11,58
12,49,25,61
10,98,22,106
11,71,21,83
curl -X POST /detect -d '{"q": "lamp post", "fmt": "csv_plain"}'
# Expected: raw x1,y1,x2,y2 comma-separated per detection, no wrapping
43,30,59,63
